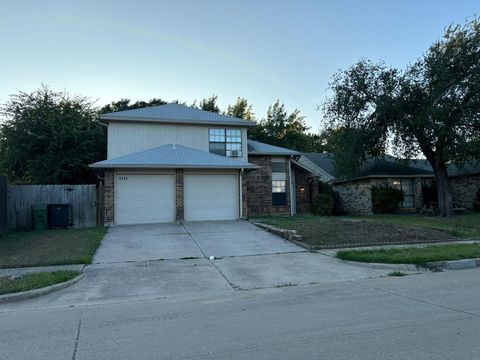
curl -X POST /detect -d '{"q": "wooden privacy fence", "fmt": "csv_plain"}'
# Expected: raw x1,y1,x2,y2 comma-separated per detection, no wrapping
7,184,104,231
0,176,6,235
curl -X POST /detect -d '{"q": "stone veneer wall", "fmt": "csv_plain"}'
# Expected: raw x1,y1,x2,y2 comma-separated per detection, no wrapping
246,155,290,216
451,174,480,209
104,170,115,224
333,177,431,215
333,179,373,215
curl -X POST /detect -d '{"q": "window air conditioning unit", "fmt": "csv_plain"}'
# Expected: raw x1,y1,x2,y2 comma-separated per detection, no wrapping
230,150,240,157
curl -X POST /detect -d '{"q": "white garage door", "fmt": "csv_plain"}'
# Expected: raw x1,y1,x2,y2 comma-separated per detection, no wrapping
116,174,175,225
184,174,239,221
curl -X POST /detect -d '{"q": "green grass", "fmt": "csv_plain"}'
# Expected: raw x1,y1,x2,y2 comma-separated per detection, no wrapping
0,227,107,268
0,270,80,295
253,214,457,248
337,243,480,266
343,212,480,238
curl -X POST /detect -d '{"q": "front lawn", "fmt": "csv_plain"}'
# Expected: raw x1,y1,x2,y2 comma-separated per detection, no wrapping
0,228,107,268
253,215,458,248
344,212,480,238
0,270,80,295
336,243,480,266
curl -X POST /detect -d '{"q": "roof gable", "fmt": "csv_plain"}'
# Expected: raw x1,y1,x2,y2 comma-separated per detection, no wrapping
247,140,300,156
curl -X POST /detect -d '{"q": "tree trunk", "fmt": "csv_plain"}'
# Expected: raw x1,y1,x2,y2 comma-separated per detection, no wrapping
430,155,454,217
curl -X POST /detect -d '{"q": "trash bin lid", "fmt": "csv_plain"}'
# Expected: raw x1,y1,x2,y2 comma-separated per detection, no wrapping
32,204,48,211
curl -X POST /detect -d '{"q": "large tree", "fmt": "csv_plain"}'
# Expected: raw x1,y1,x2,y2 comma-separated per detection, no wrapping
323,18,480,216
99,98,167,114
249,100,322,152
198,95,220,113
226,97,255,120
0,86,106,184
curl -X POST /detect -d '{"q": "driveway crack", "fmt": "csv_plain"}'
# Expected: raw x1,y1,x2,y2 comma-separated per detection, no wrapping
180,222,236,291
72,317,82,360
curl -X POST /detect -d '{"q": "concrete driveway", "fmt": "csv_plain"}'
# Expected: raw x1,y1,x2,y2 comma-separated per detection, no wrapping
4,221,390,309
93,220,301,263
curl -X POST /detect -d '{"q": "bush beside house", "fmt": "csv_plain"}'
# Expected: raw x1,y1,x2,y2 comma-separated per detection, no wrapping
473,189,480,212
371,186,404,214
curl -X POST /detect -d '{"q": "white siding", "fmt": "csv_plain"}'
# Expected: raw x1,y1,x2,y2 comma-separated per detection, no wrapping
108,121,248,161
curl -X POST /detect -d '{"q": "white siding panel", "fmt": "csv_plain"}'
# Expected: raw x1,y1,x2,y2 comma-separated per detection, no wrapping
115,174,175,224
108,122,248,161
184,174,238,221
108,122,208,158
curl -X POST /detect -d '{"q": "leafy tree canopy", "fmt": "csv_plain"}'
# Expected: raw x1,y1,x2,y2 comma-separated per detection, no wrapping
226,97,255,120
99,98,168,114
198,95,220,113
249,100,323,152
323,17,480,216
0,86,106,184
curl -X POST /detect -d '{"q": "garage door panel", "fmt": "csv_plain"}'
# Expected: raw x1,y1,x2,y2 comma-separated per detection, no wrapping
116,174,175,224
184,174,238,221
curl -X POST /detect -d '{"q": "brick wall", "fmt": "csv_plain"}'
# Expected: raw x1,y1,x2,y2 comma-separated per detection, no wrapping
242,172,248,217
294,166,313,214
104,170,115,224
246,155,290,216
175,169,184,220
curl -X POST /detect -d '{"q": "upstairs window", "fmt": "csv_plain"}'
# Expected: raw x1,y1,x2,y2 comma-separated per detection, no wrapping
209,129,242,157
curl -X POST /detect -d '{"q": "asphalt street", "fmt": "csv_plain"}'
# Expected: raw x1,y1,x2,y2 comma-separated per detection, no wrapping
1,268,479,360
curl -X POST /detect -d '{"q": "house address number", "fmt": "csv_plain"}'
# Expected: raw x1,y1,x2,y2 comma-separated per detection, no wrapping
118,176,128,181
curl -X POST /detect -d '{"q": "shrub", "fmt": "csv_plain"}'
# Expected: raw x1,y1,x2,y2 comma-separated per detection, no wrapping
318,181,334,196
312,193,334,216
473,189,480,212
332,191,345,215
371,186,404,214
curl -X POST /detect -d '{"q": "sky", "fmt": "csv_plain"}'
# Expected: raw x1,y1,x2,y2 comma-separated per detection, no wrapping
0,0,478,131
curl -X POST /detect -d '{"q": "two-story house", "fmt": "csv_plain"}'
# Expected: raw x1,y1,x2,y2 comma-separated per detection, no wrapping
91,104,320,225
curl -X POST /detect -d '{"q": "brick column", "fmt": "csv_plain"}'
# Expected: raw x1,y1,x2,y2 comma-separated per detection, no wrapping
242,171,248,218
175,169,184,221
104,170,115,225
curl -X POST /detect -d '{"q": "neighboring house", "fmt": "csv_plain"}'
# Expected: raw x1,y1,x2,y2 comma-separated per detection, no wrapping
91,104,319,225
302,153,480,214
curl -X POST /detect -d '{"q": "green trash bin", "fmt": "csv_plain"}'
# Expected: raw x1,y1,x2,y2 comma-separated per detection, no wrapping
32,204,48,231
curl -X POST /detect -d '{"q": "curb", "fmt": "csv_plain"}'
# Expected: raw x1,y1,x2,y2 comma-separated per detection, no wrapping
250,222,314,251
0,273,85,304
424,258,480,271
338,259,421,271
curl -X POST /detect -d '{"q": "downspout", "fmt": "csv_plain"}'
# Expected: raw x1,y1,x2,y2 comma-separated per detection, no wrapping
239,169,244,218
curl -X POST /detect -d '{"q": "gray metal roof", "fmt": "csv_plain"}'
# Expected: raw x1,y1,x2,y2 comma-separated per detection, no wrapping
91,144,258,169
247,140,300,156
302,153,336,176
100,103,255,127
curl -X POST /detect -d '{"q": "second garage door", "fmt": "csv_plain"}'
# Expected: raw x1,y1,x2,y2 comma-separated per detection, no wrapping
184,174,239,221
116,174,175,225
